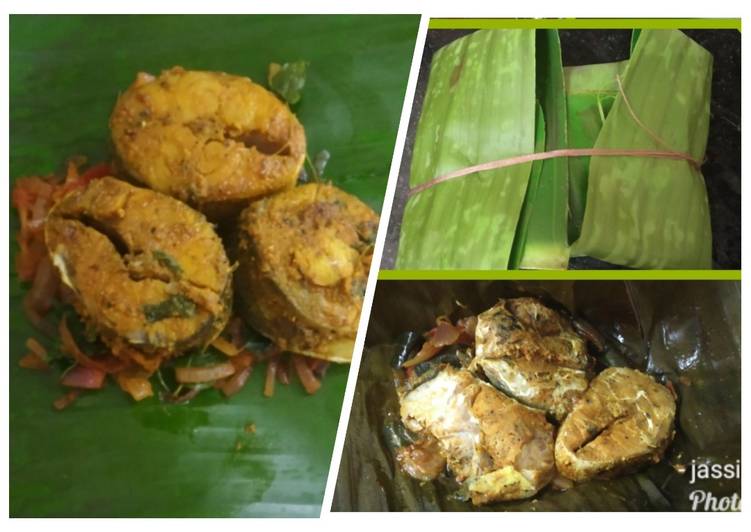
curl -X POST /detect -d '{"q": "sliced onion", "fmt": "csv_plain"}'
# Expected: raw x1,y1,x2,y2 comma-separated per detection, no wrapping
53,389,81,410
401,341,443,368
431,320,462,346
25,256,59,315
61,365,107,389
22,255,59,334
22,295,56,336
25,337,47,358
119,347,163,373
216,367,252,397
19,352,49,371
403,317,471,368
277,357,290,385
13,177,55,282
174,362,235,383
230,352,253,370
309,359,330,378
292,355,321,395
211,337,242,357
457,315,478,340
264,358,279,397
59,316,125,373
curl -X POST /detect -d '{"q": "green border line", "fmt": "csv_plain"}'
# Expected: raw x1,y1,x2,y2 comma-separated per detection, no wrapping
378,270,741,281
428,18,741,30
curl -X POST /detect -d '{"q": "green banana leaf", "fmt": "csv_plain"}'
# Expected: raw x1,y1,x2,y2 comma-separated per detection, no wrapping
507,104,545,268
564,60,628,242
631,29,642,53
332,280,740,511
571,30,713,268
515,29,569,269
9,14,419,517
397,29,536,270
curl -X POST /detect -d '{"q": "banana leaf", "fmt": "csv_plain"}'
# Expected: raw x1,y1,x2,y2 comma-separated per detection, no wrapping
507,104,545,268
514,29,569,269
9,14,419,517
397,29,536,270
631,29,642,53
564,60,628,241
332,280,740,511
571,30,713,268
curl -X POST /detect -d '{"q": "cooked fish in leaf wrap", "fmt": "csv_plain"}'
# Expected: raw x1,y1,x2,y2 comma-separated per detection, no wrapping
471,298,593,420
555,367,676,482
233,182,378,362
45,177,232,366
110,67,306,219
399,366,556,504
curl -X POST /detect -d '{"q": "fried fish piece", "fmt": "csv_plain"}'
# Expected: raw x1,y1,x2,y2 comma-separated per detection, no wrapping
555,367,676,482
110,67,306,219
233,183,377,362
399,366,555,504
472,298,592,420
45,177,232,366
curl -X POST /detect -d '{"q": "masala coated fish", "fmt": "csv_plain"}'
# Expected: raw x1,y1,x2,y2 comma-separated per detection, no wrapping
471,298,593,420
399,366,556,504
555,367,676,481
110,67,306,219
45,177,232,367
233,182,377,362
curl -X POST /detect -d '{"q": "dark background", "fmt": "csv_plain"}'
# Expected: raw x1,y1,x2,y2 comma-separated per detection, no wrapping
382,29,741,270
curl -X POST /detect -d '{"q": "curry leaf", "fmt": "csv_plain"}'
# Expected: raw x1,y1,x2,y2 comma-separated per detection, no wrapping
143,295,196,322
267,61,308,105
152,249,182,277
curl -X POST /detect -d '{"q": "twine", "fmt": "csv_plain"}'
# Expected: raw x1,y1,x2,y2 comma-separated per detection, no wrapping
408,75,701,198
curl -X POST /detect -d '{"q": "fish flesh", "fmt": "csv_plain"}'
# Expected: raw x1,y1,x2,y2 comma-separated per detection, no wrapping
472,298,592,420
399,366,555,504
555,367,676,481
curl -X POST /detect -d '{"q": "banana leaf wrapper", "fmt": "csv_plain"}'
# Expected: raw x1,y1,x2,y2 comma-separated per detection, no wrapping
571,30,713,268
512,30,570,270
397,29,536,269
507,104,545,268
564,60,627,242
332,280,740,511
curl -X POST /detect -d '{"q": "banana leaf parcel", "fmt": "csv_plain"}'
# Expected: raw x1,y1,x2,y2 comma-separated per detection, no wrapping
564,60,628,241
570,30,713,268
332,280,740,511
397,29,715,270
511,30,569,270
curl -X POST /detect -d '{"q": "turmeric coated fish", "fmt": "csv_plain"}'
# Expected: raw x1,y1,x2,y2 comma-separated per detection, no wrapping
399,366,556,504
555,367,676,482
472,298,593,420
233,182,378,362
45,177,232,368
110,67,306,219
